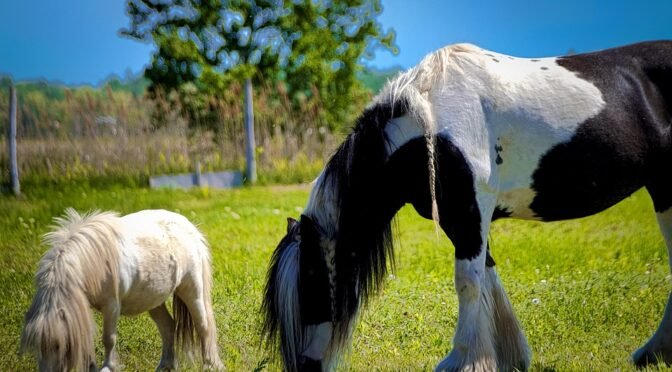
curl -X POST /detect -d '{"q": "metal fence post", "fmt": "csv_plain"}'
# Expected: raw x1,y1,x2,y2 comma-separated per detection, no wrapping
8,85,19,195
244,77,257,184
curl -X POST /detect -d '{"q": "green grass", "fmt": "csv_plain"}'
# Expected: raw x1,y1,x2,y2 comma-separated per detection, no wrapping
1,182,671,371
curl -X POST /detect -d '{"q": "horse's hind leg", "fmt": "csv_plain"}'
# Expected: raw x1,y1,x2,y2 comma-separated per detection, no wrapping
633,200,672,367
149,303,177,371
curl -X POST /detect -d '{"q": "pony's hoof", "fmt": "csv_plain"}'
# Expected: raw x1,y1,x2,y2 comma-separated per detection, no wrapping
155,364,176,372
435,349,497,372
204,360,225,371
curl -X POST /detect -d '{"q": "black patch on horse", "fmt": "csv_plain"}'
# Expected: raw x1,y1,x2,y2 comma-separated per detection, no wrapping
384,135,483,260
298,215,332,325
530,41,672,219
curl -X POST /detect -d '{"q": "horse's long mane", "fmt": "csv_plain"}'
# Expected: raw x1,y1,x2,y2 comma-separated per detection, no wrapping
302,48,457,357
21,208,123,370
263,45,453,370
320,101,407,313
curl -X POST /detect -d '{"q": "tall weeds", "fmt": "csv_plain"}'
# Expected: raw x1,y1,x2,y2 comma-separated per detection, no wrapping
0,81,358,185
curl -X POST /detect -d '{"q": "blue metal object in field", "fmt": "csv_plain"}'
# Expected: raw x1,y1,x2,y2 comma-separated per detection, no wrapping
150,170,243,189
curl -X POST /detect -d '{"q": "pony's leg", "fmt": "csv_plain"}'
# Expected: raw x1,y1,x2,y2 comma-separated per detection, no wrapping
149,303,177,371
633,206,672,366
484,253,530,371
436,191,498,371
100,301,120,372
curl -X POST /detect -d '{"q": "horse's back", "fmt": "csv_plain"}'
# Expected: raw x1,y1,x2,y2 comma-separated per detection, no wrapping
382,41,672,221
118,210,209,315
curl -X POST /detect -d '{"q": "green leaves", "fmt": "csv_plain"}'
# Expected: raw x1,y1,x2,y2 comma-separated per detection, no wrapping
123,0,398,131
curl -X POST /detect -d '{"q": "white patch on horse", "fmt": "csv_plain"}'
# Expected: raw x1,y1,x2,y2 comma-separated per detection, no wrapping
437,255,497,371
382,44,606,219
306,171,339,237
385,115,424,154
302,322,333,360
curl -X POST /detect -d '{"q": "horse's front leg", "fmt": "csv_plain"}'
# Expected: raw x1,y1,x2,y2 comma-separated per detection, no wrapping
435,191,497,372
100,301,120,372
435,187,529,372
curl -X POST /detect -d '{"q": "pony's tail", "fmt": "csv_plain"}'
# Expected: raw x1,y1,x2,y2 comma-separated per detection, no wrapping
174,239,223,369
174,294,197,362
198,249,223,369
21,283,96,371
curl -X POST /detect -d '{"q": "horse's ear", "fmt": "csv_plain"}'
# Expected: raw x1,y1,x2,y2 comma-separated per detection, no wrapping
287,217,298,233
300,214,325,239
287,217,301,241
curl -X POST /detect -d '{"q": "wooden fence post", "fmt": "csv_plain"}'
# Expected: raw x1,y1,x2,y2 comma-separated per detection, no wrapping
8,85,20,195
244,77,257,184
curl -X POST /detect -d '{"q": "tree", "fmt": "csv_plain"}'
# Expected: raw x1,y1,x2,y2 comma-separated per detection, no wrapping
123,0,397,182
282,0,397,129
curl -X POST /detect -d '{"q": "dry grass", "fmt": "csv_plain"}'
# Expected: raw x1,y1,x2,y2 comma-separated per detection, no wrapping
0,82,354,185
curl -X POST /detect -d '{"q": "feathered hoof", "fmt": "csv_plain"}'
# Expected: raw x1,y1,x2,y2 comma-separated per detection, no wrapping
204,359,225,371
434,349,497,372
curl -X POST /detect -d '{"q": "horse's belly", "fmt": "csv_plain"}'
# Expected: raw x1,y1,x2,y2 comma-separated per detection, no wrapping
526,142,647,221
119,246,181,315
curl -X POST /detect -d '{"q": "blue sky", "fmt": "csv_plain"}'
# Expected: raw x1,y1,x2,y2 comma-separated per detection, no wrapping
1,0,671,85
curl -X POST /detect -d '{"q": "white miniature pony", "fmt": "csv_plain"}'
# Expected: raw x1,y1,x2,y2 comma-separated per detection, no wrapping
21,208,224,371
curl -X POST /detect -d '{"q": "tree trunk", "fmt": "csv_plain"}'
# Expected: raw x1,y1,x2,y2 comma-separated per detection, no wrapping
244,77,257,184
8,85,19,195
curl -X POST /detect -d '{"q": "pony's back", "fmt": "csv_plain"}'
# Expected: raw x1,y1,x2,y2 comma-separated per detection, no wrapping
21,208,123,371
119,209,218,364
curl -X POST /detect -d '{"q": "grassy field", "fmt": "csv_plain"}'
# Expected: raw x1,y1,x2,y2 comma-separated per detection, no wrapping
2,181,672,371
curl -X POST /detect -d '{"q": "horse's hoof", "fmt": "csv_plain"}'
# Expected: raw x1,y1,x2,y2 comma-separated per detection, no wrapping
633,346,666,368
435,349,497,372
204,360,225,371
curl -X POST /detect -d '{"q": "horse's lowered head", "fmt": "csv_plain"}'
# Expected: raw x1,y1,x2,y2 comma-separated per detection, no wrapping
262,214,341,372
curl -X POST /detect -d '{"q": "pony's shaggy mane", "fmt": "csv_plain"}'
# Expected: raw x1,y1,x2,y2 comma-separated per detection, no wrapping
21,208,123,371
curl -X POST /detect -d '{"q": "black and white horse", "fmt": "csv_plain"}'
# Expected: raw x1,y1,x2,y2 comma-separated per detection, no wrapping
262,41,672,371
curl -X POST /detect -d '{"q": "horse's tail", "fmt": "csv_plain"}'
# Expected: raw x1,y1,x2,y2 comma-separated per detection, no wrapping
174,293,197,360
198,240,223,369
21,208,122,371
174,235,222,369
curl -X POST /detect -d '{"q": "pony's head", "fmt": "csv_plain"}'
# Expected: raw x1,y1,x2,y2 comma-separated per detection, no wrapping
21,208,120,371
20,275,96,372
262,214,341,372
